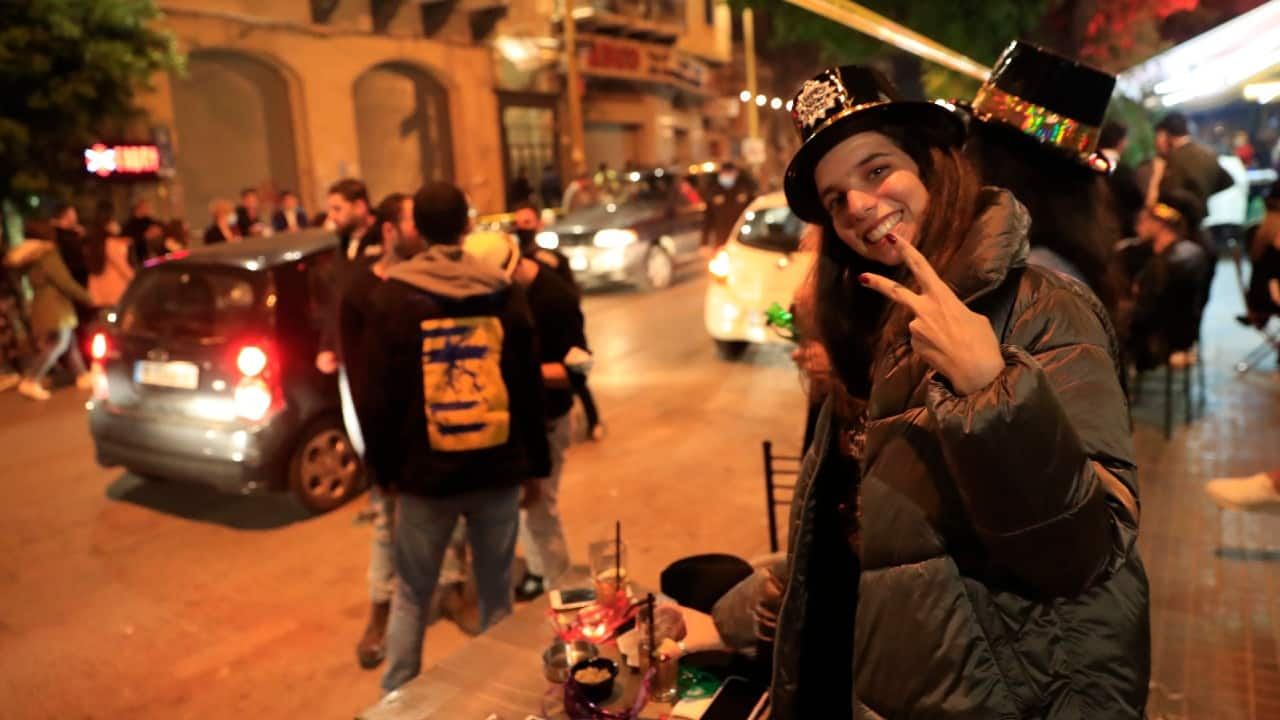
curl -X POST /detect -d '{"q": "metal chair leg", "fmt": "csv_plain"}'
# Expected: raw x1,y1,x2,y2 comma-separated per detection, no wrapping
1197,356,1207,411
1184,363,1193,422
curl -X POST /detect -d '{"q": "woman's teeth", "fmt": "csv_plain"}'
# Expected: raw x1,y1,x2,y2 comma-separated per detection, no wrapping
865,212,902,244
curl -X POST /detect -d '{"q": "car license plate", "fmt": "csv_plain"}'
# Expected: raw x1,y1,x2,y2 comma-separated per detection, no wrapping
135,360,199,390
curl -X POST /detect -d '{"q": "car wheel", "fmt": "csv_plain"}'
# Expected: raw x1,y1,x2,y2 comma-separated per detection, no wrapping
643,245,674,290
288,418,364,513
715,340,750,360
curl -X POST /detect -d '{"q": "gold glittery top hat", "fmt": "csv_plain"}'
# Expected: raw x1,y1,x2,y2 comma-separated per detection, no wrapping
970,41,1116,171
783,65,964,223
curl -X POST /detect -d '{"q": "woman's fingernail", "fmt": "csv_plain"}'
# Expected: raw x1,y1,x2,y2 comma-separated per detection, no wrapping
858,273,870,285
886,234,897,245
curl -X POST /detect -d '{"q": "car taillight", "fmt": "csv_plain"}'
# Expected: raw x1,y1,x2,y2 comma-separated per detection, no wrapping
91,332,108,361
709,249,731,281
237,345,269,377
234,378,273,421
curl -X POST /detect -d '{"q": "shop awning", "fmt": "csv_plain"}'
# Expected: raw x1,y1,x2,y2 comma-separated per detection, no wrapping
1117,0,1280,108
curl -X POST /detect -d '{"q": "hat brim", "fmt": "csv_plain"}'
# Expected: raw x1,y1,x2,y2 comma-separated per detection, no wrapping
784,101,965,224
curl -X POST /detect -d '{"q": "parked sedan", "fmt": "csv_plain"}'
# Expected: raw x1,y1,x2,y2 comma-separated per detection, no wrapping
537,168,707,289
87,230,363,512
705,192,814,358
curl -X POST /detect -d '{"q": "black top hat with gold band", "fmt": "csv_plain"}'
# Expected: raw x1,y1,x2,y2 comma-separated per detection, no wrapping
784,65,964,224
971,41,1115,170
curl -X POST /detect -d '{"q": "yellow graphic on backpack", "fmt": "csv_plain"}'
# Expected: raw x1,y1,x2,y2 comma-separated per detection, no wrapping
419,316,510,451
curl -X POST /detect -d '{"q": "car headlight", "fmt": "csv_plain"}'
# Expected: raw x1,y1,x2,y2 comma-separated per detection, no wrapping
536,231,559,250
593,228,638,249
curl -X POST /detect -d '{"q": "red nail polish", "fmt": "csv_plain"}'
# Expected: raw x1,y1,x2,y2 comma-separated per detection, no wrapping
886,234,897,245
858,273,869,285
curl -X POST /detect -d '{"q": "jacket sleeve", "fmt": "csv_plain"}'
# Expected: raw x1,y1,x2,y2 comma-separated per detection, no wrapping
45,254,95,307
926,283,1138,597
505,289,552,479
360,292,410,487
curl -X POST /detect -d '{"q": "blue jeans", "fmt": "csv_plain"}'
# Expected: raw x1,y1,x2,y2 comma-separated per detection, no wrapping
517,413,572,586
381,485,521,692
26,327,85,382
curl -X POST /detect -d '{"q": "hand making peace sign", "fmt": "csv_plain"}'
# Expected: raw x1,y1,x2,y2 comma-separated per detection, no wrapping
858,236,1006,396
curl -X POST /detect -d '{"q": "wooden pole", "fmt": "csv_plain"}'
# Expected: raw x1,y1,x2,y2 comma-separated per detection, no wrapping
563,0,587,178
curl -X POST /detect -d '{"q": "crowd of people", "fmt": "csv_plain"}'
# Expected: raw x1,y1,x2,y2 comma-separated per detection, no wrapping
295,176,604,694
0,200,190,401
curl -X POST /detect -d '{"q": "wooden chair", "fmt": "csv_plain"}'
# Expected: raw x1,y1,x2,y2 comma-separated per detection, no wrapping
762,441,801,553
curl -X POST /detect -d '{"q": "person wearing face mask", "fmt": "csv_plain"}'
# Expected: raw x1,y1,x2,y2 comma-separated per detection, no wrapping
203,199,241,245
769,65,1148,719
702,160,757,248
511,202,606,442
511,202,577,292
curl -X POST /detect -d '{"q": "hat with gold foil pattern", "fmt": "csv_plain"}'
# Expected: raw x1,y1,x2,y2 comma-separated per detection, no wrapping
970,41,1115,171
784,65,965,223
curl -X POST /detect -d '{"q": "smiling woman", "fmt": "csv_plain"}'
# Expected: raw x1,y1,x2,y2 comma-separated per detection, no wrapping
768,65,1149,720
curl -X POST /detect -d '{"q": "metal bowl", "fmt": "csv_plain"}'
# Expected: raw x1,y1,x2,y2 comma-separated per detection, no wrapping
542,640,599,683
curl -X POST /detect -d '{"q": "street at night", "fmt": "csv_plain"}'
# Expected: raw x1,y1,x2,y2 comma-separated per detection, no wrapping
6,0,1280,718
2,267,1279,718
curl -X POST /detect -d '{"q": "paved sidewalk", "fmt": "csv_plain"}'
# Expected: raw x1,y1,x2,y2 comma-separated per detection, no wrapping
1134,262,1280,720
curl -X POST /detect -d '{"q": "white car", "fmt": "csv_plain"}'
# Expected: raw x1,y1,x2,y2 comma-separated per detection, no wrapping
704,192,814,358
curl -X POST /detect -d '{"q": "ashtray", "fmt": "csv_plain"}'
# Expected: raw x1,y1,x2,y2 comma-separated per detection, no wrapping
569,657,619,703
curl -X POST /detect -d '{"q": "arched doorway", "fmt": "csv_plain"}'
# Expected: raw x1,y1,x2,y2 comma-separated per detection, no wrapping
353,63,453,202
171,50,301,232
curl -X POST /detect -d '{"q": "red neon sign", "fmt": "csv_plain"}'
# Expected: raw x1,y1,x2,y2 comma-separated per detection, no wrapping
84,143,160,177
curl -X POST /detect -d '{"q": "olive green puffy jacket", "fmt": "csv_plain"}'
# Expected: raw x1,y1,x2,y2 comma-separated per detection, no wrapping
6,240,93,339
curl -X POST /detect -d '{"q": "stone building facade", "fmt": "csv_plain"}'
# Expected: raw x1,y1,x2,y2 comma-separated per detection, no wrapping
139,0,506,229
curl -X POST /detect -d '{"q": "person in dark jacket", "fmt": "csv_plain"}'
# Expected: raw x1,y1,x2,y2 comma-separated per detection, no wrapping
315,178,377,376
50,204,89,288
235,187,267,238
365,181,551,693
963,42,1123,319
511,203,606,441
1099,121,1145,239
702,161,756,248
271,190,309,233
1151,112,1234,208
771,64,1149,719
122,199,159,266
1126,190,1213,371
491,228,590,601
203,199,240,246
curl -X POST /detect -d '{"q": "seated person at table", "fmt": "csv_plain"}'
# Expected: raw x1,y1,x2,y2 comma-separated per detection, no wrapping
1242,183,1280,326
1126,190,1212,371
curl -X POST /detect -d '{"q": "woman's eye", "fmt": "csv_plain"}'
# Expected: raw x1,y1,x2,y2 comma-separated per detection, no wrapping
868,165,888,180
826,196,845,214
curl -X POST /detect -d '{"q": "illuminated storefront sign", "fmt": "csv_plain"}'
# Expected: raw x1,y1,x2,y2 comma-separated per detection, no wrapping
83,143,161,177
578,35,709,93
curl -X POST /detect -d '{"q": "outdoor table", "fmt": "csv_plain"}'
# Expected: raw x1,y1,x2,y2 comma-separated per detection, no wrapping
356,592,728,720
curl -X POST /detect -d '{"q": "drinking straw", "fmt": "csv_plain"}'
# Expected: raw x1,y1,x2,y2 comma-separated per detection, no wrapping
646,593,656,666
615,520,622,598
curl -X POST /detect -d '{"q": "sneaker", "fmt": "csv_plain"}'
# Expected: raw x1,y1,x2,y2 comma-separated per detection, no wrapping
589,422,607,442
514,573,545,602
0,373,19,392
1205,473,1280,514
75,373,94,390
17,379,51,401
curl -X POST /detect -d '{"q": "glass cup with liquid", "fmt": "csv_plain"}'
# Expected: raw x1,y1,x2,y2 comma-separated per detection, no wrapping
588,539,629,607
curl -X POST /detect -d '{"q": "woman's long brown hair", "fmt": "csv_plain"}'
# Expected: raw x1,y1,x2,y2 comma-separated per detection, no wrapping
813,128,984,397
